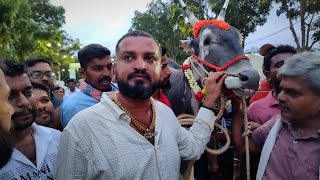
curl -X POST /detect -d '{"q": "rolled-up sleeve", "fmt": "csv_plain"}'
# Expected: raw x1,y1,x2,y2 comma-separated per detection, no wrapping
177,107,215,160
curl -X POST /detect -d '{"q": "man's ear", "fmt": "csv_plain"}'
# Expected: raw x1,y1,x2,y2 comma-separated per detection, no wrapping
79,68,87,79
264,70,271,82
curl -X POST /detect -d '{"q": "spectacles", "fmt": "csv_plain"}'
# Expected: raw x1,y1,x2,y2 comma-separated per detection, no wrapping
29,71,56,79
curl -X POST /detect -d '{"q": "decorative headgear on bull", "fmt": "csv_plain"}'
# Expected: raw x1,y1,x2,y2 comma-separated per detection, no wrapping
179,0,260,93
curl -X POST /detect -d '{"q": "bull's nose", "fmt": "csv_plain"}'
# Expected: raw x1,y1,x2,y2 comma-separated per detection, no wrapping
238,69,260,90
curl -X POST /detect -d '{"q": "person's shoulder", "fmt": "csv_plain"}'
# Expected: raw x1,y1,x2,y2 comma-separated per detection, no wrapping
63,91,95,106
248,95,270,113
33,123,61,142
253,115,280,134
51,95,62,108
66,101,106,125
154,99,172,111
250,95,270,107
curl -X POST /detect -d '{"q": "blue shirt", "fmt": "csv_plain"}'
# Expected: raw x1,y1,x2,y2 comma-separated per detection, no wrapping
61,92,99,128
51,94,62,109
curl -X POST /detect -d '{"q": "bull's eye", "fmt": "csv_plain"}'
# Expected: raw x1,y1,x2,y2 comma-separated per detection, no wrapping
204,37,211,46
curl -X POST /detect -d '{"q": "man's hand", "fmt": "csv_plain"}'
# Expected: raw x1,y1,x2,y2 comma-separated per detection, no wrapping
248,121,261,131
202,72,227,108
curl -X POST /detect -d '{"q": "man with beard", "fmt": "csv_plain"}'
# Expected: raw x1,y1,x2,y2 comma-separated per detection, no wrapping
248,44,296,131
233,52,320,180
24,57,62,109
31,82,54,127
60,44,117,128
152,46,172,107
55,30,227,179
0,61,61,179
0,68,15,169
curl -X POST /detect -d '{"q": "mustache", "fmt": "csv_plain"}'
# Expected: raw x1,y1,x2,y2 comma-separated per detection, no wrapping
37,110,52,116
98,76,112,83
127,71,151,81
11,109,33,119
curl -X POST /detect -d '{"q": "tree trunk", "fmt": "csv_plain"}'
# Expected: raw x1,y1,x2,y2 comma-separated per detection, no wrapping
285,3,301,51
300,1,306,51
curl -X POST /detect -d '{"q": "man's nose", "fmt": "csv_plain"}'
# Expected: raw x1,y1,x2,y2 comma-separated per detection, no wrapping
166,67,172,76
17,94,31,108
102,67,111,76
277,90,285,102
42,74,49,81
134,58,147,70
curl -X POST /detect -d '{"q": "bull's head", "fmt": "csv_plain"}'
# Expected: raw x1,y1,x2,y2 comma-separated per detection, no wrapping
179,0,260,91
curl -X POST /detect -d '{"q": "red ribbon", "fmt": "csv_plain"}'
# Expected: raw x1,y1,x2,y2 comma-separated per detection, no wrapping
181,64,191,71
195,91,205,101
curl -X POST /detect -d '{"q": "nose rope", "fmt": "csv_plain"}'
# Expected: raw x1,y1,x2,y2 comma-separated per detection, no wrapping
192,54,249,72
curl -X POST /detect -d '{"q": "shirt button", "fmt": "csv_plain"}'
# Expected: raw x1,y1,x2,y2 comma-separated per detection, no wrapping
292,140,297,144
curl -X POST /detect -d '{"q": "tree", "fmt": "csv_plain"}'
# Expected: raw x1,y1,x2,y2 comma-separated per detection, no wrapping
130,0,189,63
272,0,320,51
0,0,36,58
0,0,81,80
210,0,271,43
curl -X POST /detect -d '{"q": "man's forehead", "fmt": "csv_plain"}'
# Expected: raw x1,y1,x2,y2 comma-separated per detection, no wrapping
33,88,49,97
119,36,159,53
5,74,32,90
27,62,52,72
88,57,112,65
161,56,168,64
280,76,304,89
271,53,293,63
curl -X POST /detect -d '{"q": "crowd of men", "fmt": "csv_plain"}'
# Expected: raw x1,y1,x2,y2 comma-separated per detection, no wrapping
0,30,319,180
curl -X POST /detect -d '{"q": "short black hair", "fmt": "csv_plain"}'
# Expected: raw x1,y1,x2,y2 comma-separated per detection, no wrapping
161,46,167,57
24,57,51,68
263,45,297,72
66,78,76,83
115,30,161,56
77,44,111,69
0,60,25,77
31,82,50,97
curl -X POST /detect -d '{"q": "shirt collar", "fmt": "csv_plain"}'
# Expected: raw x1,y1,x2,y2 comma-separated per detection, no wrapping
281,117,320,139
100,91,157,125
11,123,52,168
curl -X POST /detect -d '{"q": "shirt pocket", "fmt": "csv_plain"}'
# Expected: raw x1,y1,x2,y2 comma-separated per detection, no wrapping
286,148,318,179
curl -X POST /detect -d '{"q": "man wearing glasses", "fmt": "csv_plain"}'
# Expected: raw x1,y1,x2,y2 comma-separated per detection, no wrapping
24,57,62,109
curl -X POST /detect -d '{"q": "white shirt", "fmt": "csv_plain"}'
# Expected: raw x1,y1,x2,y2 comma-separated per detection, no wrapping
55,92,216,180
64,88,80,99
0,123,61,180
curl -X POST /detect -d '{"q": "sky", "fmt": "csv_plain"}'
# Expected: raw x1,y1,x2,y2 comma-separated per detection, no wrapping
50,0,318,55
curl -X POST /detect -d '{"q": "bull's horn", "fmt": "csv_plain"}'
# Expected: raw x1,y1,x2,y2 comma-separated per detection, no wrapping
178,0,198,27
217,0,230,21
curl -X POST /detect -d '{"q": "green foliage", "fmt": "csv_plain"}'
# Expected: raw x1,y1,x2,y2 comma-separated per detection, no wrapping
210,0,271,38
130,0,271,63
0,0,81,80
130,0,190,64
272,0,320,51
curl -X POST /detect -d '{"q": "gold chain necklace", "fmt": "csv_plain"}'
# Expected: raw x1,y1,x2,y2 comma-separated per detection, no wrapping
29,127,37,165
114,93,157,139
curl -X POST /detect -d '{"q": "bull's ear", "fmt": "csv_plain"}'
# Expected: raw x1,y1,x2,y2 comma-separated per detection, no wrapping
231,27,243,45
179,40,196,53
